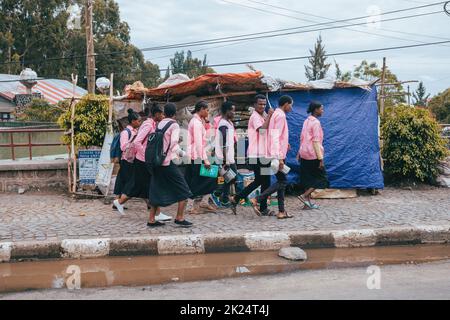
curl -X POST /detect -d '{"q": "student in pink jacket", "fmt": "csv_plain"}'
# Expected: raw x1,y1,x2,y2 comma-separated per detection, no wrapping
113,109,141,204
252,95,294,219
185,101,218,214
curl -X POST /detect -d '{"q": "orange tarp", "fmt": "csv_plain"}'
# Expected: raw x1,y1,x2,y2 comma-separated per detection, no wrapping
125,71,267,100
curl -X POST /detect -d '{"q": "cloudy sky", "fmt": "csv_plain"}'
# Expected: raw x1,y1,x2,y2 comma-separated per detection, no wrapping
115,0,450,95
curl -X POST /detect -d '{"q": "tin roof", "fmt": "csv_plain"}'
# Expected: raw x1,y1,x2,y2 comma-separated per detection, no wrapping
0,74,87,105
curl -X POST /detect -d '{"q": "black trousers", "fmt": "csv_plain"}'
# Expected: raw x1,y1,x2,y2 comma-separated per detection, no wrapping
234,158,271,211
257,170,287,213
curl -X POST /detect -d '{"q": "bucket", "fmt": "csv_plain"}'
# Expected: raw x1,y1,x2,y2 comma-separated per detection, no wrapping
220,166,237,183
271,159,291,175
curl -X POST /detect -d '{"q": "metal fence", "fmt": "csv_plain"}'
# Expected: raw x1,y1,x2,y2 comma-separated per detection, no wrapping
0,128,66,161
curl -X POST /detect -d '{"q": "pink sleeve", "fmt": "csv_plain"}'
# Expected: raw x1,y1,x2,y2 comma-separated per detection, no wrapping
120,129,130,152
194,121,207,161
273,114,284,159
169,124,181,156
254,116,265,130
133,122,151,156
312,122,321,142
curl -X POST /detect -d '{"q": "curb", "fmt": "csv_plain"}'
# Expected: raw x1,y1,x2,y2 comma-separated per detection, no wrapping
1,225,450,263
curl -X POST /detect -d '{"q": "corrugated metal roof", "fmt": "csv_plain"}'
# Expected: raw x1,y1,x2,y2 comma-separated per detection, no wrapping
0,74,87,105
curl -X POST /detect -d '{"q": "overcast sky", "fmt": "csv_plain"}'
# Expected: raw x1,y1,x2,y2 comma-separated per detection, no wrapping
115,0,450,95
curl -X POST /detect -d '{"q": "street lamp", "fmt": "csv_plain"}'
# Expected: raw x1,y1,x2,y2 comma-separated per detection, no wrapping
19,68,38,95
96,77,111,95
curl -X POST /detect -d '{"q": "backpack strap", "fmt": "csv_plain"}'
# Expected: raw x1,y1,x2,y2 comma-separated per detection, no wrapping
158,121,176,156
124,127,137,144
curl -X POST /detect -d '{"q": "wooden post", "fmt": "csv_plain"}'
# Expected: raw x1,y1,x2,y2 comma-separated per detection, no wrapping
85,0,96,94
407,85,411,106
104,73,114,197
70,74,78,194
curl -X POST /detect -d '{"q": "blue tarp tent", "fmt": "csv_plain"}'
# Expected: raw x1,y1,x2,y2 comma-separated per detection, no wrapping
268,86,384,189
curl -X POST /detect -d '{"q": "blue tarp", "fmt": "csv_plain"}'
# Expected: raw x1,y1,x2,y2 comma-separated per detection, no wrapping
268,86,384,189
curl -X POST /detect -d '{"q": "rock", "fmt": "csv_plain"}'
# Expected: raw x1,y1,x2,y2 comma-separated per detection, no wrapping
278,247,307,261
18,188,26,194
436,176,450,188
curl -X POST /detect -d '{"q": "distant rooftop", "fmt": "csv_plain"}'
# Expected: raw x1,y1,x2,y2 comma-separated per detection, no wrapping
0,74,87,105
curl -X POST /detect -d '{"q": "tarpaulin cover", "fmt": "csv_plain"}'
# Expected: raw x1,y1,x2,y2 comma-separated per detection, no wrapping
268,87,384,189
126,71,267,100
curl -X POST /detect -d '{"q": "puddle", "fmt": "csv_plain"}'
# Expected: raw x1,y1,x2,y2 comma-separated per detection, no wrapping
0,245,449,293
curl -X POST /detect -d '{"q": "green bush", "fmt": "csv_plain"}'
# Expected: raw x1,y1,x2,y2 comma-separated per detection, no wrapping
15,98,66,122
382,105,448,183
58,94,109,147
428,88,450,124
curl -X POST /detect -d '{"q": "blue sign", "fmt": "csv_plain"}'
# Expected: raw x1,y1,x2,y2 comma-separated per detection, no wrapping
79,150,101,185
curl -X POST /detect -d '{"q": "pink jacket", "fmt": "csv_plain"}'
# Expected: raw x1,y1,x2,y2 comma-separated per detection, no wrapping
188,114,208,162
267,108,289,160
133,118,156,162
158,118,182,166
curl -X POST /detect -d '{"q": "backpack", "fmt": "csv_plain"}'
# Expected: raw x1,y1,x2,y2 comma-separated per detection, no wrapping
110,128,131,163
145,121,176,172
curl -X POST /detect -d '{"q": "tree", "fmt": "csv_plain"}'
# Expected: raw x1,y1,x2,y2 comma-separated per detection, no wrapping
0,0,161,92
348,60,406,108
412,82,430,107
305,35,331,81
58,94,110,147
169,51,215,79
14,98,66,122
428,88,450,124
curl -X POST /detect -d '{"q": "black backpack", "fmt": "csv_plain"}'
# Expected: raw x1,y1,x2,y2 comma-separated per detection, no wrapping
145,121,176,172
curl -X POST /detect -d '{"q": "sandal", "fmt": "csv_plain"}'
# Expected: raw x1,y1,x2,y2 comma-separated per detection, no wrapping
277,212,293,219
249,198,262,217
261,209,276,217
147,221,165,228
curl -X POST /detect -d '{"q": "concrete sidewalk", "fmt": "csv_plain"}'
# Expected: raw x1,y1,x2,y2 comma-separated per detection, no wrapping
0,187,449,262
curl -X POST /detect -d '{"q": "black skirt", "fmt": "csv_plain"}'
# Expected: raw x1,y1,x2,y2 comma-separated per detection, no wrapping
113,160,134,196
299,158,330,189
185,161,218,199
149,162,193,207
124,159,151,199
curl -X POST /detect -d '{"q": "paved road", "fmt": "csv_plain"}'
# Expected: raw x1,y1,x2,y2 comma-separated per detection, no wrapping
0,187,449,242
2,260,449,300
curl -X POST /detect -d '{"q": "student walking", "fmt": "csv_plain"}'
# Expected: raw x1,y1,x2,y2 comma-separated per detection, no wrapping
231,94,274,216
215,101,238,208
185,101,218,214
297,101,329,210
148,103,193,228
113,109,141,206
251,95,294,219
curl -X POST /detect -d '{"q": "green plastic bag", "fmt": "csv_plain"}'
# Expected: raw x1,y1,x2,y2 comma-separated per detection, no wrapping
200,164,219,178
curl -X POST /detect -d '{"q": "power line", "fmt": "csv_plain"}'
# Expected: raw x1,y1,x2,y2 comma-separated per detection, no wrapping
122,40,450,75
2,40,448,83
0,2,446,67
221,0,450,49
244,0,450,42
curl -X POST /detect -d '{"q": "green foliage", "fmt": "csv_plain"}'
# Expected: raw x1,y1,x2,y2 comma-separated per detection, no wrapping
382,105,448,183
0,0,161,92
428,88,450,124
305,35,331,81
168,50,215,79
15,98,66,122
58,94,109,147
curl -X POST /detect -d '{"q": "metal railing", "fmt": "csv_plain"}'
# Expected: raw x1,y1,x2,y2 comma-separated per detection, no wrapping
0,128,65,161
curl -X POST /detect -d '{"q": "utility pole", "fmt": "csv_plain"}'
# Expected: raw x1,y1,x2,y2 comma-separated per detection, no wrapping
85,0,96,94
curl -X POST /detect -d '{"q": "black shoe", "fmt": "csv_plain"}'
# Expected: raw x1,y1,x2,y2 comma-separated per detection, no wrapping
174,219,193,228
147,221,165,228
